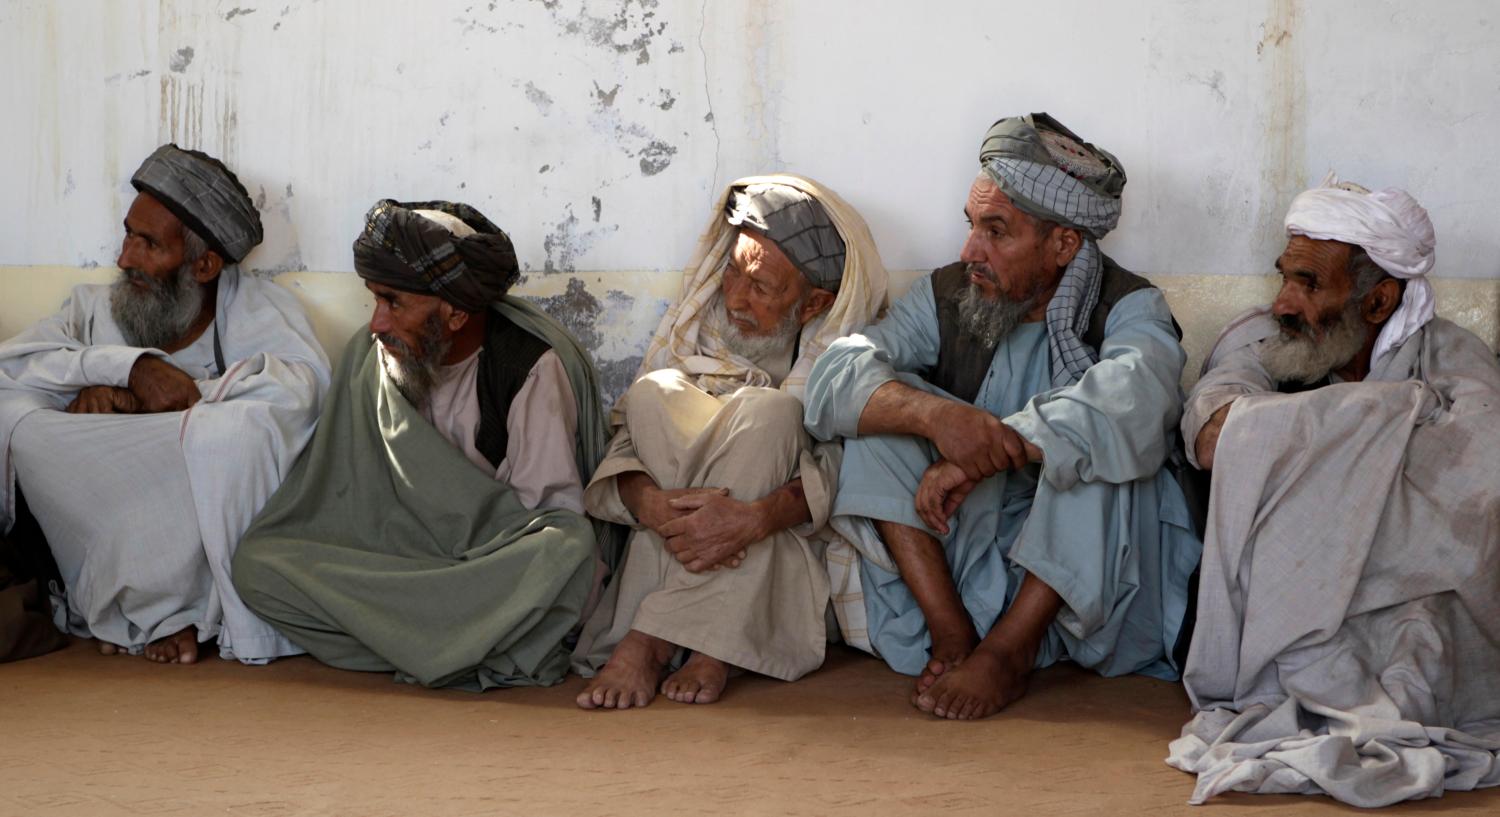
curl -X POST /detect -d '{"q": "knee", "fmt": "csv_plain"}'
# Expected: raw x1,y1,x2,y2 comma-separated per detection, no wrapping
624,368,694,415
724,387,807,449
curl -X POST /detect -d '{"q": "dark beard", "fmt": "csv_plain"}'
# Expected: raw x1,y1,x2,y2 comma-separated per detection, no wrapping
374,311,452,409
108,263,205,349
1261,300,1369,384
955,271,1038,347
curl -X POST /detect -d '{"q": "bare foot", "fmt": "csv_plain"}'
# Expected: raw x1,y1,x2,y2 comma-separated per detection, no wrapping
144,627,200,665
96,640,128,656
912,645,1030,720
576,630,673,710
915,627,979,696
661,651,729,704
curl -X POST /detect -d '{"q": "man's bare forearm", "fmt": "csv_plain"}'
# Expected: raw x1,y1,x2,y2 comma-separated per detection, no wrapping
856,380,953,440
750,478,812,539
616,470,659,521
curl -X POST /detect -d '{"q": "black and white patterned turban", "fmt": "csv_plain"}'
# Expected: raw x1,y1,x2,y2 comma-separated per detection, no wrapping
352,200,520,313
725,183,848,293
978,114,1128,387
130,143,263,263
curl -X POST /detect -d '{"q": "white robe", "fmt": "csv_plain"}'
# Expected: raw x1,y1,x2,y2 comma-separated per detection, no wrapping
1169,311,1500,805
0,271,329,662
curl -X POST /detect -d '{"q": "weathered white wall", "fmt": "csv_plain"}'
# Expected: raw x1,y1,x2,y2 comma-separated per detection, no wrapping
4,0,1499,398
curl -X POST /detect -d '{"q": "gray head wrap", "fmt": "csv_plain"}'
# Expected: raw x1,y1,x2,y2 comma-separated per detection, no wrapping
726,183,847,293
978,113,1127,387
352,199,520,313
130,144,263,263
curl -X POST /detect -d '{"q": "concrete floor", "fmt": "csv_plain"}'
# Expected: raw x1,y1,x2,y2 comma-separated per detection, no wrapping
2,642,1497,816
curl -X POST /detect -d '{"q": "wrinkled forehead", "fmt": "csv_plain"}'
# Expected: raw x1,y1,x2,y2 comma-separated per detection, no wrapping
732,227,803,285
965,175,1022,217
125,191,185,235
1278,234,1355,278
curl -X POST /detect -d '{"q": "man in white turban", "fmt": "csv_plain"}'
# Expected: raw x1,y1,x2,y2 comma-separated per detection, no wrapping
0,144,330,665
1170,175,1500,805
572,175,888,709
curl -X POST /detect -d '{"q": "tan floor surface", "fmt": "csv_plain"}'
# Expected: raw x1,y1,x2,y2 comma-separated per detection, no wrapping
2,643,1497,817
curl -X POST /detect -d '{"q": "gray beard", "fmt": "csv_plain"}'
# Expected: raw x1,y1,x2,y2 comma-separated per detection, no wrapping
375,311,452,409
709,294,801,362
108,264,206,349
955,279,1037,348
1261,301,1369,385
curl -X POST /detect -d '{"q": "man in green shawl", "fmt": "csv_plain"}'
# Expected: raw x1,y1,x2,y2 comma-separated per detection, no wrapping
233,200,616,690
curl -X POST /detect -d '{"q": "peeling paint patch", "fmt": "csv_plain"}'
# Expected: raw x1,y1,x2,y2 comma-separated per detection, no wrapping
591,196,602,222
540,206,619,273
656,88,676,110
593,81,621,109
637,140,677,176
169,47,195,73
525,277,658,405
539,164,552,174
524,81,554,114
284,183,294,198
224,7,257,21
533,0,669,65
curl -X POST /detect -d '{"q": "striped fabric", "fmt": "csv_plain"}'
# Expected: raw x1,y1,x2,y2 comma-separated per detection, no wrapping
984,156,1120,387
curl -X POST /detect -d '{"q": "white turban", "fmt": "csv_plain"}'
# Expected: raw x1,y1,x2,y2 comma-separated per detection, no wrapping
1284,171,1437,366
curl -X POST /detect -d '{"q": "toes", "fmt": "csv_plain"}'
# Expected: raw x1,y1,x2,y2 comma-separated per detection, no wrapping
914,691,937,713
575,690,598,710
693,685,721,704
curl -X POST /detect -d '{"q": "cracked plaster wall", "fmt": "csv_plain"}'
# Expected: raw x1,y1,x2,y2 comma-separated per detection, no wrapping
3,0,1499,402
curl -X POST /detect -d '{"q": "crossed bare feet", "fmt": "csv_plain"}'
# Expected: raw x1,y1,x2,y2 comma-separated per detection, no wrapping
915,628,979,698
577,630,673,710
144,626,201,664
661,651,728,704
912,643,1032,720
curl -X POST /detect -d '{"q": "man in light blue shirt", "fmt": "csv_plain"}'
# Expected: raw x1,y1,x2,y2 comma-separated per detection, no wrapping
804,113,1201,720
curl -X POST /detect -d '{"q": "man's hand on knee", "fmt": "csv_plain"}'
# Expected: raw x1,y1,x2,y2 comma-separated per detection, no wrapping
67,385,140,414
915,460,977,534
928,402,1032,481
127,357,201,413
659,492,769,573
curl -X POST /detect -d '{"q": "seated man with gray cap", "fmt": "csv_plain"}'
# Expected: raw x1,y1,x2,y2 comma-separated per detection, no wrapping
573,175,888,709
234,200,617,691
804,114,1201,719
0,143,330,665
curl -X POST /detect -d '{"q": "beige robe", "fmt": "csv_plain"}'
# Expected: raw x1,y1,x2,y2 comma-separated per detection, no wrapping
571,366,840,681
418,347,584,514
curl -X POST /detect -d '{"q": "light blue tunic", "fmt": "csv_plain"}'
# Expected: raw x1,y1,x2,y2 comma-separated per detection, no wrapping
804,276,1202,679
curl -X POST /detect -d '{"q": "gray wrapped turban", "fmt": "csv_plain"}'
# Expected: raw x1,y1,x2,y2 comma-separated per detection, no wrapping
978,114,1127,387
726,183,847,293
130,143,263,263
352,200,520,313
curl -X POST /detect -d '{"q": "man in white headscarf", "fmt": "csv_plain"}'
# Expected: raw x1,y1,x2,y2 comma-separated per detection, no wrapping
0,144,330,665
804,114,1201,721
573,174,888,709
1170,175,1500,806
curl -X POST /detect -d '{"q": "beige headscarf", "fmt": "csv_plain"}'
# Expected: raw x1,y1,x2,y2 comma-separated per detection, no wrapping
631,173,889,406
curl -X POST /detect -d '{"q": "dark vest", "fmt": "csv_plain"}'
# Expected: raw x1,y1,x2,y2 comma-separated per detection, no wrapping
927,255,1175,402
474,311,553,470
